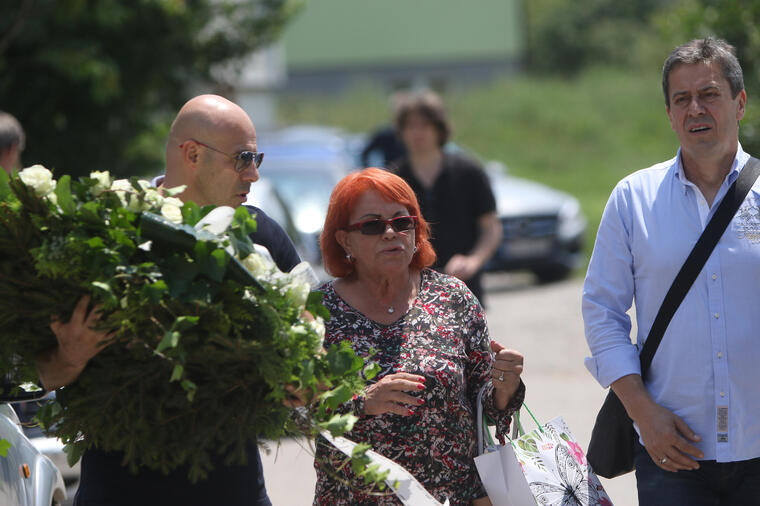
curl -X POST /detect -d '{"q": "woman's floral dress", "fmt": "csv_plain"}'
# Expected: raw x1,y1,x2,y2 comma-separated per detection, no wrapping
314,268,525,505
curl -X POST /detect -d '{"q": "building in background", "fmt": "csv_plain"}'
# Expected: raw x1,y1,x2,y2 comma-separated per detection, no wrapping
278,0,524,93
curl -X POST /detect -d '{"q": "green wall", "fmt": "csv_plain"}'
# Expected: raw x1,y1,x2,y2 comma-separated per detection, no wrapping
282,0,524,69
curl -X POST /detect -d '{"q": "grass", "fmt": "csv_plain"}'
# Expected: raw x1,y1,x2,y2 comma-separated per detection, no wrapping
276,66,681,270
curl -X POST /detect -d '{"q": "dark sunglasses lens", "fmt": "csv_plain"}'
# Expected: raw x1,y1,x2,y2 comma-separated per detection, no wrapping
391,217,415,231
235,152,263,172
359,220,387,235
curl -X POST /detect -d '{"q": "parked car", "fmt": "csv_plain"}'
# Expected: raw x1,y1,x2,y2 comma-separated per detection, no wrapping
1,388,67,506
14,393,80,502
483,161,587,282
256,126,360,277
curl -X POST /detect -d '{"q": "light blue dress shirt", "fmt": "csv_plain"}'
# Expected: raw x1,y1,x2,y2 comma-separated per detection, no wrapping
583,144,760,462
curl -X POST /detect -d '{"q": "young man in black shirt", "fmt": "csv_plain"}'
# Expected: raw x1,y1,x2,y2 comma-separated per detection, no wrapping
391,91,501,304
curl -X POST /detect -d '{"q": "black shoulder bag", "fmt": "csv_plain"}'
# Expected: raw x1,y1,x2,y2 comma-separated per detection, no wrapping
587,156,760,479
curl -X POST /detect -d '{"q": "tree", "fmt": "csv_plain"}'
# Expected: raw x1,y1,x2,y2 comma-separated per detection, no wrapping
524,0,676,75
0,0,303,178
656,0,760,154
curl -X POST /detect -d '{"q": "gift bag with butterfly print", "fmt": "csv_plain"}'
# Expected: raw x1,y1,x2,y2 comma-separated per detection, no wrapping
475,387,613,506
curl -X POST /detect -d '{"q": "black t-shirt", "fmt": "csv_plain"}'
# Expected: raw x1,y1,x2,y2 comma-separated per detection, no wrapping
392,152,496,301
74,206,300,506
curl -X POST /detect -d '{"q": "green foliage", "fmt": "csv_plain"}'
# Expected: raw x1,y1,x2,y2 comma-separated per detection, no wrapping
0,0,303,178
349,443,390,489
655,0,760,154
524,0,676,75
0,166,376,484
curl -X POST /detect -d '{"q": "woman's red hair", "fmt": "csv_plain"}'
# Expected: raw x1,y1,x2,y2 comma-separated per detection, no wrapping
320,168,436,278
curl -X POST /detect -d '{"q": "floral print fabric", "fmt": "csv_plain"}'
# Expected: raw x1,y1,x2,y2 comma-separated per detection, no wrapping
314,268,525,505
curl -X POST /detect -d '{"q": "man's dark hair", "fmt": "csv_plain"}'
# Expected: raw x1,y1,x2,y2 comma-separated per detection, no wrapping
0,111,25,153
393,90,452,147
662,38,744,108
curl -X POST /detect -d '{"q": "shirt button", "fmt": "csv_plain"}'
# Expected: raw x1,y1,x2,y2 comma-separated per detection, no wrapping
720,391,726,397
714,313,720,319
717,352,723,358
712,274,717,280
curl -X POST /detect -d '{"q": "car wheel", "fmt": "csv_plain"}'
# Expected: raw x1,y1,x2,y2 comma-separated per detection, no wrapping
532,264,571,284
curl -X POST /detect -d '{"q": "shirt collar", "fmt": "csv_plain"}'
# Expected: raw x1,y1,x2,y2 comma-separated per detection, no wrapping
674,143,749,192
151,174,165,188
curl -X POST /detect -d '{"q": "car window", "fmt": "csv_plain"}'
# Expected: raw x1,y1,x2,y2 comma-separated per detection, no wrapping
265,172,338,235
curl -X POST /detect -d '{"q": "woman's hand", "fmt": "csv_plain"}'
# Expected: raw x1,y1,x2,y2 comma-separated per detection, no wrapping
364,372,426,416
490,340,523,410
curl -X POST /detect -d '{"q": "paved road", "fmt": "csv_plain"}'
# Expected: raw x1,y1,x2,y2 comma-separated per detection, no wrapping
262,273,639,505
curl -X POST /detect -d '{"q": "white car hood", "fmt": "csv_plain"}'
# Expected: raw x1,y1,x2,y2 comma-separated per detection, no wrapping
490,174,572,217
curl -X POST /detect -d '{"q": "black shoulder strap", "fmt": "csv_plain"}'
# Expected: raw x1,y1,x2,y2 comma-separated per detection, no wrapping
639,156,760,379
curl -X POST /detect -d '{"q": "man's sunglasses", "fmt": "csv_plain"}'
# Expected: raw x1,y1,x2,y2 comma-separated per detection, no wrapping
180,139,264,173
344,215,418,235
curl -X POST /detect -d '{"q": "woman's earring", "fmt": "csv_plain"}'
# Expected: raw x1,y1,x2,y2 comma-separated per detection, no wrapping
345,253,353,262
413,246,418,253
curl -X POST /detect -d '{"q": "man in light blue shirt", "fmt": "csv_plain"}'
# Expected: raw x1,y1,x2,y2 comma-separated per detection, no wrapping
583,38,760,505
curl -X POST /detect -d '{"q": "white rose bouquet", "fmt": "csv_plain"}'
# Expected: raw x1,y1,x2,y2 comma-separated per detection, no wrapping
0,166,384,485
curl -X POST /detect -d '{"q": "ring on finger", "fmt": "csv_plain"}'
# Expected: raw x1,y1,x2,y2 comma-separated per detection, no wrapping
497,371,504,382
660,457,668,465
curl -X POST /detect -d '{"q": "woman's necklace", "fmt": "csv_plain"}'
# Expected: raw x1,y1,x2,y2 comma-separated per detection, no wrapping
383,275,414,315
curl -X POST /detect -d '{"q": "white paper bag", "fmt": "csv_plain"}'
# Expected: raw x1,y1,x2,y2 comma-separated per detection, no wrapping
474,386,613,506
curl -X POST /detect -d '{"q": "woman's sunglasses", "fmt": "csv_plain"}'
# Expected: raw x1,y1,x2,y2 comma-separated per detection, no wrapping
344,215,418,235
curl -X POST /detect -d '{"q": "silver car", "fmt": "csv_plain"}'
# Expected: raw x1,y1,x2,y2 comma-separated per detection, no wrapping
0,395,66,506
15,394,81,503
484,161,587,282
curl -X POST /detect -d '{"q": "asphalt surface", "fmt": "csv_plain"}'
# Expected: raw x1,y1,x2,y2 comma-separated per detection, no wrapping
261,273,639,505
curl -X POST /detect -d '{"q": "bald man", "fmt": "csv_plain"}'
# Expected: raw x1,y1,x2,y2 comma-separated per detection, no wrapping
38,95,300,506
157,94,299,271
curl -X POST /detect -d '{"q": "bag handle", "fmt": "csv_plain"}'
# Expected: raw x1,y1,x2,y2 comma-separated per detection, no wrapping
638,156,760,379
476,383,542,455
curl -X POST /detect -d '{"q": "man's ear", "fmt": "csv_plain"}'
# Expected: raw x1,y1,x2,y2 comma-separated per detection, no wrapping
181,141,201,167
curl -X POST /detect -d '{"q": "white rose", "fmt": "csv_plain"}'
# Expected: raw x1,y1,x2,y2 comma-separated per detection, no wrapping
160,199,183,224
163,196,183,208
19,165,56,196
109,179,145,212
89,171,112,195
242,252,275,279
110,179,133,207
308,316,326,351
143,187,164,208
286,279,310,311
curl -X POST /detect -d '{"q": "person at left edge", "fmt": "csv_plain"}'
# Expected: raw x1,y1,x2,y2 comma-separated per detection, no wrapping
0,111,25,175
35,94,300,506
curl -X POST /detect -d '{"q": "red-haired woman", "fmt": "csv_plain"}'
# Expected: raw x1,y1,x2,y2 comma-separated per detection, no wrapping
314,168,525,505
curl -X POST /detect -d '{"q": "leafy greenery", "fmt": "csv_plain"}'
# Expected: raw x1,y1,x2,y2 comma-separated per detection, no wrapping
0,0,303,178
0,166,373,482
524,0,676,75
